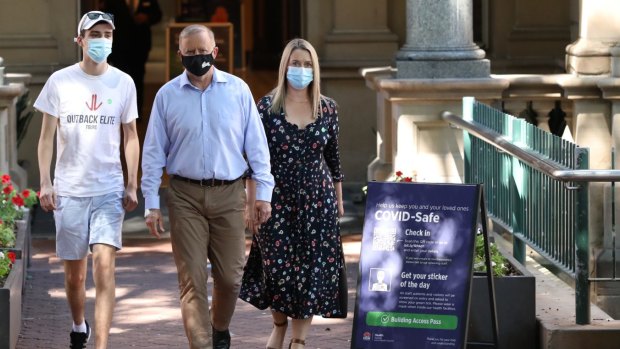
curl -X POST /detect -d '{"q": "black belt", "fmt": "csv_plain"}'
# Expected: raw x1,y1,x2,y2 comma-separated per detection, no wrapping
172,175,241,187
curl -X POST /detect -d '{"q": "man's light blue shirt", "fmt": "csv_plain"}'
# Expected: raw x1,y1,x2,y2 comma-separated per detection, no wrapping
141,68,274,209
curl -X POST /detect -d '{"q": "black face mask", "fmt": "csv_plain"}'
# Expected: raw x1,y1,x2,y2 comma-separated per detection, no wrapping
181,53,214,76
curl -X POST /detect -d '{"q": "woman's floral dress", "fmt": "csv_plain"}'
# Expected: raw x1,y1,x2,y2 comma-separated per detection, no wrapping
239,95,345,318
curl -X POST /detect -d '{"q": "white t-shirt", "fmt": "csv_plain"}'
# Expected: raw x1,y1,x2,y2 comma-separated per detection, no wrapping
34,63,138,197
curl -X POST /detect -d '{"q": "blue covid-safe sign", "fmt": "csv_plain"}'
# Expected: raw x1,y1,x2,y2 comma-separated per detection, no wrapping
351,182,480,349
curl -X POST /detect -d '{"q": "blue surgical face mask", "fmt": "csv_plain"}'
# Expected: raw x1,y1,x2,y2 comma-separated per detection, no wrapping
86,38,112,64
286,66,313,90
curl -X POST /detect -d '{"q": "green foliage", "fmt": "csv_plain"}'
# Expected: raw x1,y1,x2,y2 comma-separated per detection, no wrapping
0,224,15,248
1,175,20,227
361,170,416,195
1,173,38,227
21,188,38,209
0,251,14,282
473,232,509,277
16,89,35,149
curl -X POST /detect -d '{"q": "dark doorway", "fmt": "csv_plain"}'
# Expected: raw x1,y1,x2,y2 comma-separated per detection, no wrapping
80,0,97,12
250,0,301,69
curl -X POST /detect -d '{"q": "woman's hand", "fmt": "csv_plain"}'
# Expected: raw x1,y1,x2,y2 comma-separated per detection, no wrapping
255,200,272,223
244,179,263,234
245,199,260,234
145,209,165,239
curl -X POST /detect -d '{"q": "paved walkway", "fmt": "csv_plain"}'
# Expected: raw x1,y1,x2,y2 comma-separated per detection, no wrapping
15,185,366,349
16,184,620,348
16,234,362,349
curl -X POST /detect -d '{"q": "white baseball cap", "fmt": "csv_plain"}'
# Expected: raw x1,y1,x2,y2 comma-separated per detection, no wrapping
76,11,115,37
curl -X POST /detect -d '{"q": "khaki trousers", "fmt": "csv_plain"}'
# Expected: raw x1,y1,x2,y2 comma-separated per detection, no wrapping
167,178,246,349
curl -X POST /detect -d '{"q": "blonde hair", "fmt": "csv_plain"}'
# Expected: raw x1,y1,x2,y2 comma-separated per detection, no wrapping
270,38,322,119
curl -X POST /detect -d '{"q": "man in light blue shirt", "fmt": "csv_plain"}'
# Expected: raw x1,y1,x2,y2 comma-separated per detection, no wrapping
141,24,274,349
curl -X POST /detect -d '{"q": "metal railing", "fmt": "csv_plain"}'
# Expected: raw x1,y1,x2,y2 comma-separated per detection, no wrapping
442,97,620,324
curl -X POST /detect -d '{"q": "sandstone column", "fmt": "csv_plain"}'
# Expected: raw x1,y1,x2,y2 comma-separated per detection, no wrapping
0,56,27,188
395,0,490,78
566,0,620,75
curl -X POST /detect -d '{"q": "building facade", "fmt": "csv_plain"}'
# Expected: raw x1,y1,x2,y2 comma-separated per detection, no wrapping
5,0,620,319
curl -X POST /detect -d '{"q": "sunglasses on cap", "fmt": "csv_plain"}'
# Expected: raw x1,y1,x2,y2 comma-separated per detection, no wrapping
86,12,115,23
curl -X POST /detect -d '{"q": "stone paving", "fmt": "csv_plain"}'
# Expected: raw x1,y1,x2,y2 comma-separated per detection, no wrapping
14,185,367,349
15,234,362,349
17,184,620,349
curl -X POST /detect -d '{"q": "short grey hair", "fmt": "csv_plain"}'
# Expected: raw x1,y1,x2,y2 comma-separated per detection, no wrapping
179,24,214,42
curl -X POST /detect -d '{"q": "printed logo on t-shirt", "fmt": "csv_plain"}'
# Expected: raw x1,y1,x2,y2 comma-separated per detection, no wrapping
65,93,116,130
86,94,103,111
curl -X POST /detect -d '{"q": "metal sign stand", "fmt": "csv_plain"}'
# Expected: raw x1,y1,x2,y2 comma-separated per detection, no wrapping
467,186,500,349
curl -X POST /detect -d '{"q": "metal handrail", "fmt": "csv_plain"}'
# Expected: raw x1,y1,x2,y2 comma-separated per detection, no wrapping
443,106,619,325
441,111,620,182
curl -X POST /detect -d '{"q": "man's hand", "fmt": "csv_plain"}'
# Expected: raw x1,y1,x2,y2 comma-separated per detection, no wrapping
145,209,165,239
39,182,56,212
255,200,272,225
123,187,138,212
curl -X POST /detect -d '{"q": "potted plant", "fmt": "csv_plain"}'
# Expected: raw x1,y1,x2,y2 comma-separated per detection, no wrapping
0,173,36,349
0,173,37,263
0,250,23,349
467,233,536,349
0,172,37,289
0,250,16,285
0,224,15,251
0,174,21,229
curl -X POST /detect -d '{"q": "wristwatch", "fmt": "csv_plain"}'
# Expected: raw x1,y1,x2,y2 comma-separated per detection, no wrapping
144,208,151,218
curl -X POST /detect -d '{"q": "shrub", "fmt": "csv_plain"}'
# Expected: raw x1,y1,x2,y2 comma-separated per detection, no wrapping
0,251,16,284
473,231,510,277
0,173,39,226
0,224,15,248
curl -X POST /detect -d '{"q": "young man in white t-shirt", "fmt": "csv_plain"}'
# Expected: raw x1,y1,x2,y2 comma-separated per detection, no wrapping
34,10,139,349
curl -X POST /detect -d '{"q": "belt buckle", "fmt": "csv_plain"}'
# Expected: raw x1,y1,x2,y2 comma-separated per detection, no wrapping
200,178,215,187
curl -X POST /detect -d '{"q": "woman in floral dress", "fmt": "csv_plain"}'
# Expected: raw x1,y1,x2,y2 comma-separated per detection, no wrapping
240,38,345,349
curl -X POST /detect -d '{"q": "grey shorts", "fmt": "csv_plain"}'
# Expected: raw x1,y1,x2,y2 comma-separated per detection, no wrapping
54,191,125,260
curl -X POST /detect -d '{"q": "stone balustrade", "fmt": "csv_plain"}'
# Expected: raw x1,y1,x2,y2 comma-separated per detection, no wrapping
363,67,620,317
0,57,30,189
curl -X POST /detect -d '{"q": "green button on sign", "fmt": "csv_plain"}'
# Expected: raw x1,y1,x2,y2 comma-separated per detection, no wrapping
366,312,457,330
